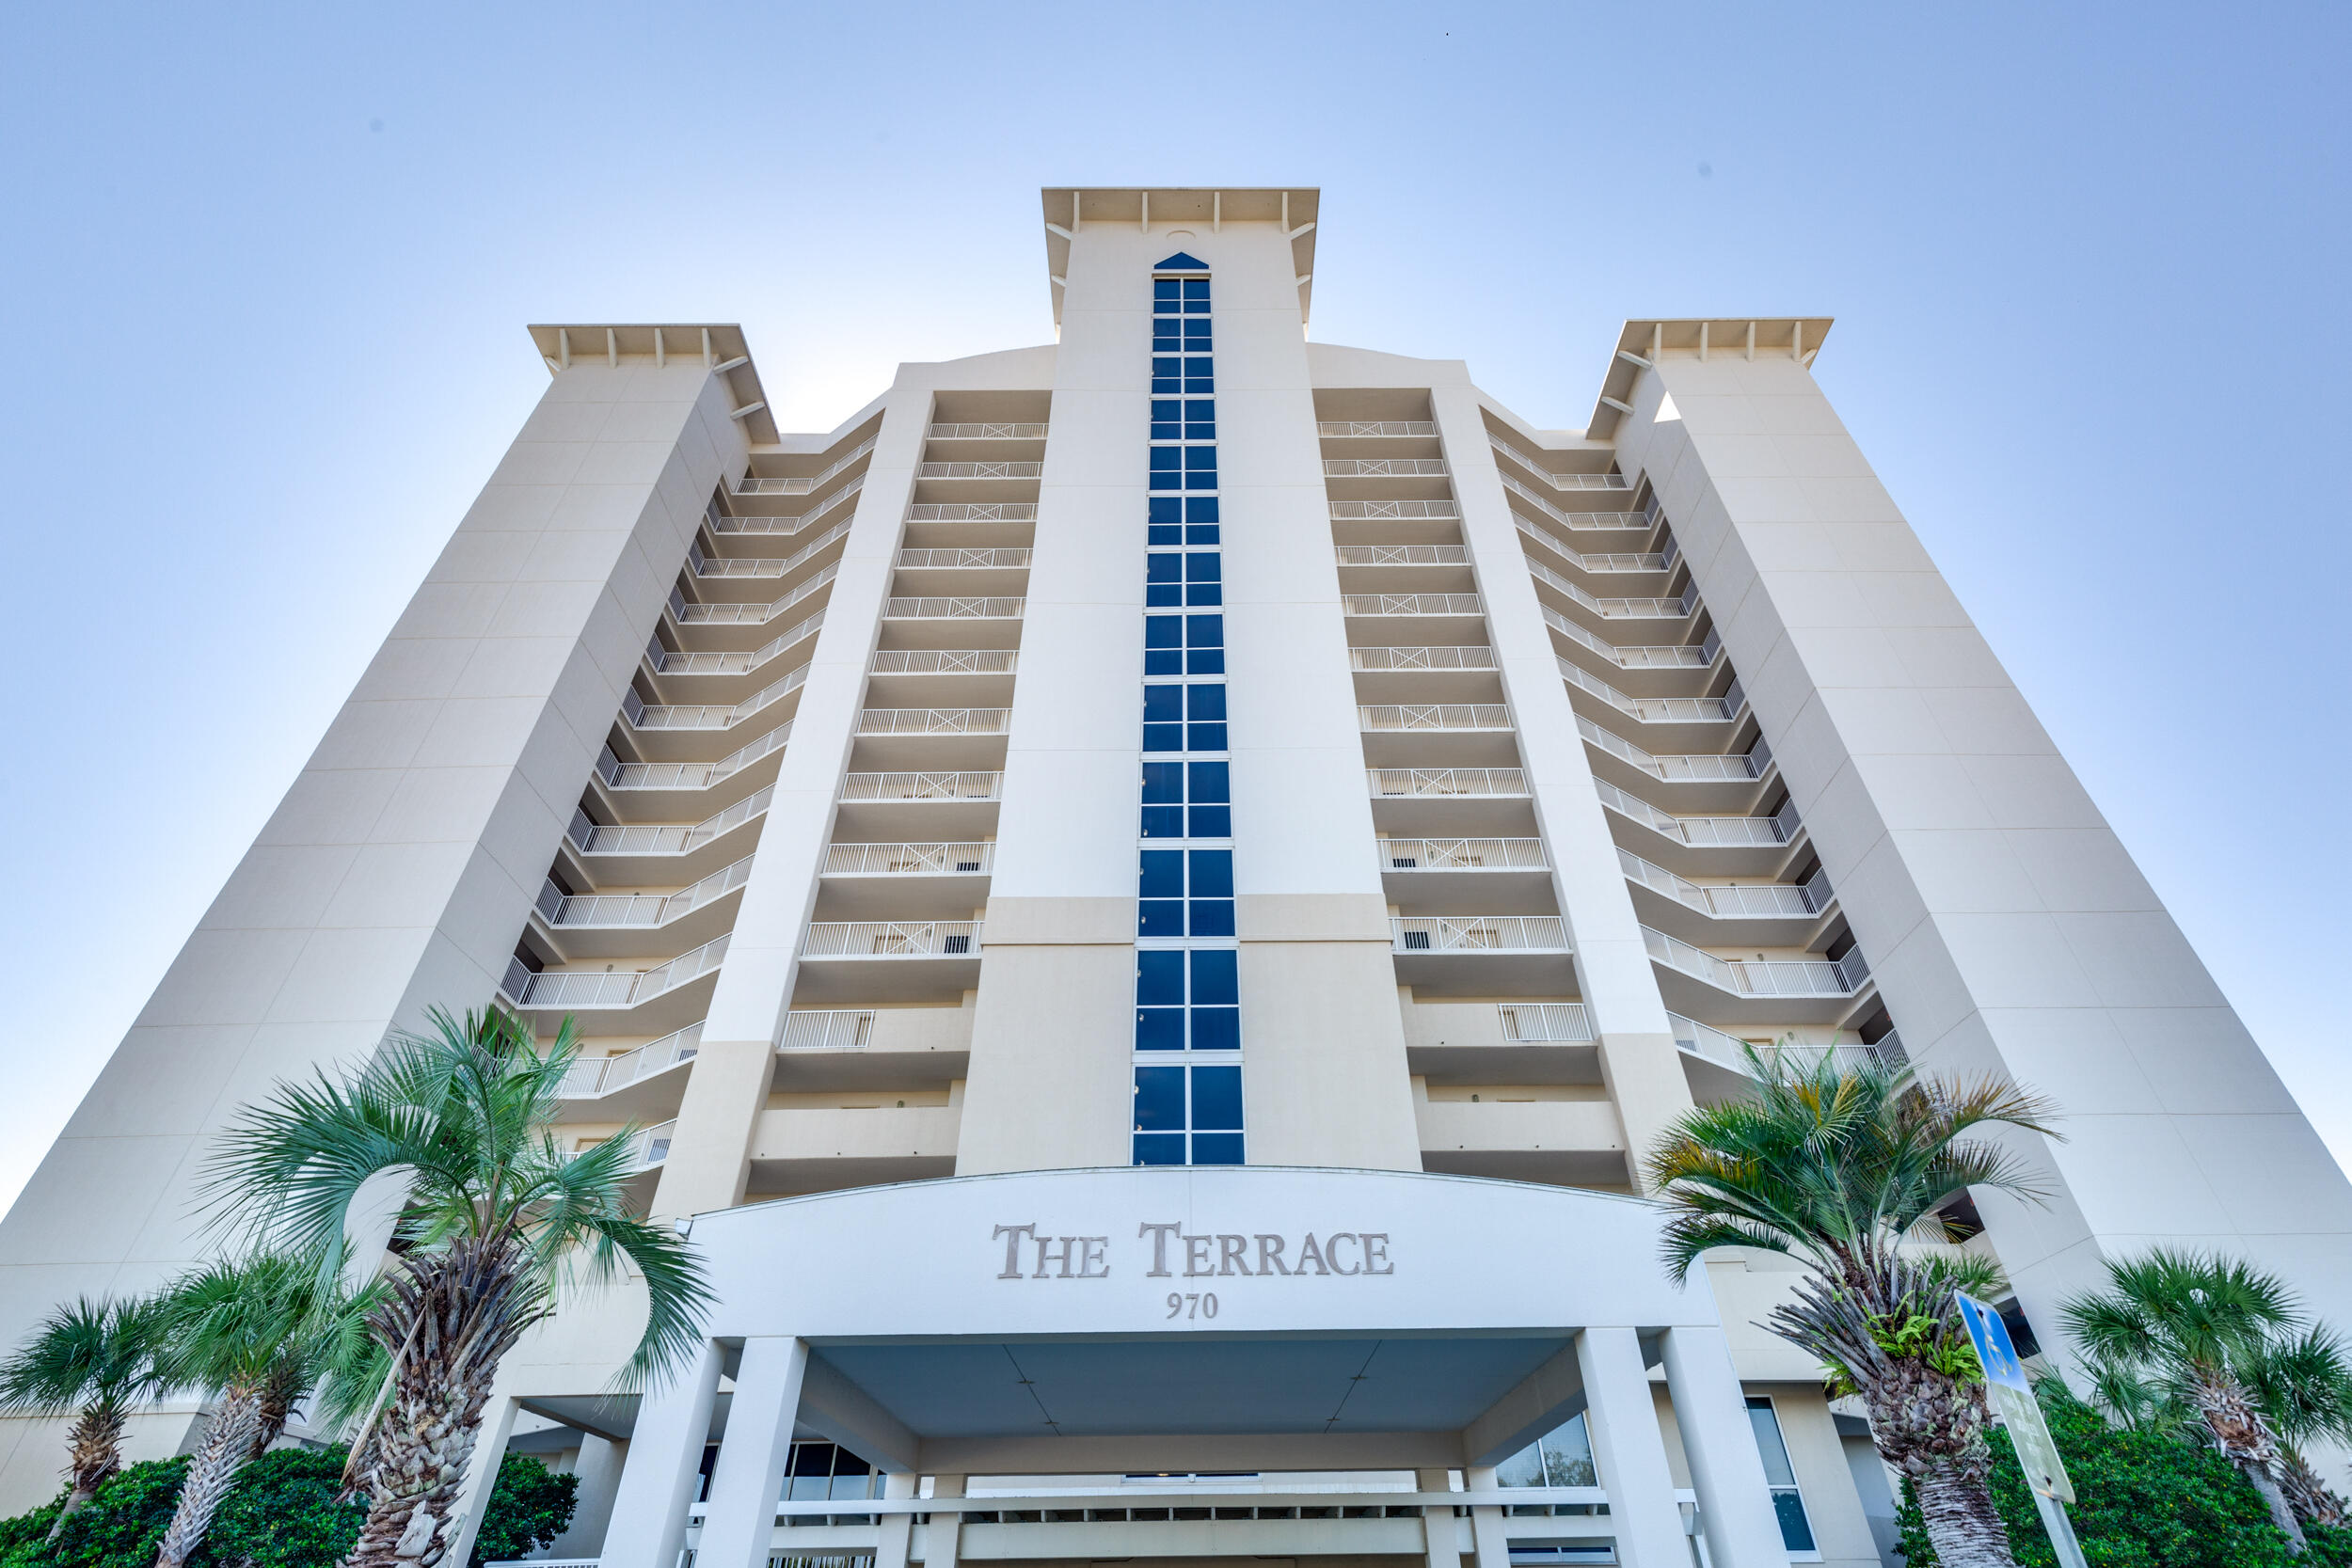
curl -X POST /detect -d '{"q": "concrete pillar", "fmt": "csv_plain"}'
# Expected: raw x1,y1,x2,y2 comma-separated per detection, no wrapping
1660,1327,1788,1568
548,1432,627,1559
698,1337,810,1568
1464,1464,1512,1568
438,1390,519,1568
601,1341,723,1568
873,1470,919,1568
923,1474,965,1568
1417,1466,1462,1568
1575,1327,1687,1568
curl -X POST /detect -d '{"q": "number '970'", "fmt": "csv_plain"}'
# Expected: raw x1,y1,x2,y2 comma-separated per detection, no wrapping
1167,1292,1218,1319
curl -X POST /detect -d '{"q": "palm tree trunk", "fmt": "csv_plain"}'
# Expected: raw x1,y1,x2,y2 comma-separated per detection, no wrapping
47,1402,127,1539
154,1386,262,1568
1915,1462,2020,1568
250,1358,307,1461
2239,1458,2309,1553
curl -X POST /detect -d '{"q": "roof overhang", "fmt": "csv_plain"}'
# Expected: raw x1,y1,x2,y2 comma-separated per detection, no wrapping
525,323,777,444
1040,186,1321,328
1587,317,1834,438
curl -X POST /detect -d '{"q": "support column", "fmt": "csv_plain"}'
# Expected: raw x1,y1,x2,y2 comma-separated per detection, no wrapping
1660,1327,1789,1568
548,1433,628,1560
601,1341,723,1568
698,1337,811,1568
1575,1327,1687,1568
437,1388,520,1568
1464,1464,1512,1568
923,1475,965,1568
1417,1466,1461,1568
873,1471,918,1568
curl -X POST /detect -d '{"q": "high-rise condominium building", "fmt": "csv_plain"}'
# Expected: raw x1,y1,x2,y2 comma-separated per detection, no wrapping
1,186,2344,1568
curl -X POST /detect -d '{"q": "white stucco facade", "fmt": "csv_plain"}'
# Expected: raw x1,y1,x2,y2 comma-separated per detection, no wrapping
0,184,2343,1568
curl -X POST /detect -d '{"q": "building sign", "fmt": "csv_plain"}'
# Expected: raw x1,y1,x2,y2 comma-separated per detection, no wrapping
1956,1291,2074,1503
993,1222,1395,1280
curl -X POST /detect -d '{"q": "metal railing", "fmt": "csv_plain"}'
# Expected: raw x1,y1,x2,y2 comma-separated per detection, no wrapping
779,1010,878,1052
824,842,995,875
857,707,1010,736
707,478,864,536
1319,420,1438,436
907,502,1038,522
1328,499,1461,521
1546,608,1718,671
1643,927,1867,997
1574,716,1772,783
1350,645,1497,673
567,786,773,855
625,668,807,732
628,1120,676,1168
1343,593,1484,617
596,724,790,793
646,609,824,677
1359,704,1514,732
882,596,1025,619
1669,1014,1883,1073
916,461,1041,481
1324,457,1451,478
1334,544,1470,567
688,519,851,580
1497,1002,1595,1042
1379,837,1548,870
897,547,1032,570
736,439,876,495
1488,439,1630,489
930,422,1048,439
538,856,755,928
671,563,837,626
1513,517,1669,573
839,771,1005,802
1391,916,1569,953
803,922,981,958
1526,553,1694,620
1558,658,1743,724
868,649,1020,675
1591,779,1798,847
558,1022,705,1097
1616,849,1831,919
1368,767,1529,798
1496,472,1646,532
501,934,729,1009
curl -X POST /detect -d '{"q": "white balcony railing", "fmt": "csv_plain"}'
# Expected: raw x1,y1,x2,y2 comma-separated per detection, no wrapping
857,707,1011,736
670,563,837,627
1359,704,1514,732
1527,554,1694,620
596,724,790,794
929,422,1048,439
628,1119,676,1168
1670,1013,1884,1074
1592,779,1799,847
625,668,808,733
897,547,1033,570
501,934,729,1010
803,921,981,958
1343,593,1484,618
1380,837,1548,870
707,477,864,536
839,771,1006,802
1616,849,1832,919
1334,545,1470,567
646,609,824,677
567,787,773,856
1559,658,1744,725
1644,927,1867,997
1489,439,1630,490
1319,420,1438,436
1513,517,1669,574
558,1022,704,1097
1391,916,1569,953
824,842,995,875
1496,471,1647,533
869,650,1021,676
736,439,877,495
916,461,1041,481
1575,716,1772,784
1547,608,1719,672
537,856,755,928
688,518,851,581
882,596,1025,619
1497,1002,1595,1042
1368,767,1530,799
1349,645,1497,673
1325,457,1451,478
907,502,1038,523
1328,499,1461,521
779,1010,877,1052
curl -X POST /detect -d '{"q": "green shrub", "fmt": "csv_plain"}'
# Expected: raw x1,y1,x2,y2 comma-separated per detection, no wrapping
468,1455,578,1568
1896,1381,2352,1567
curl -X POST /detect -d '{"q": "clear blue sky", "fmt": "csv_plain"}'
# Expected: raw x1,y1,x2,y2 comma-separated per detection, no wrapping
2,2,2345,1215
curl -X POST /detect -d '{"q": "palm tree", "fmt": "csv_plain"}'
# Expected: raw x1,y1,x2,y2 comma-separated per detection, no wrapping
0,1295,167,1536
1645,1043,2060,1568
2247,1327,2352,1528
149,1252,373,1568
199,1006,711,1568
2063,1250,2349,1550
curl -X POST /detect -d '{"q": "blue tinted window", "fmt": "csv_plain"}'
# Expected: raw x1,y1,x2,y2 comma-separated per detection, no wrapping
1153,278,1182,306
1143,686,1184,721
1190,1132,1244,1165
1188,761,1230,801
1187,685,1226,721
1140,806,1184,837
1191,949,1238,1004
1183,277,1210,301
1189,851,1234,897
1184,357,1213,392
1188,902,1235,937
1183,318,1211,345
1186,553,1221,582
1151,401,1183,439
1138,901,1184,937
1134,1132,1185,1165
1141,763,1184,802
1150,496,1183,524
1185,524,1220,545
1190,1008,1241,1050
1185,400,1216,438
1188,805,1232,837
1136,1009,1184,1050
1152,357,1183,394
1139,851,1184,899
1190,1067,1244,1130
1134,1067,1186,1131
1187,498,1219,524
1136,949,1184,1005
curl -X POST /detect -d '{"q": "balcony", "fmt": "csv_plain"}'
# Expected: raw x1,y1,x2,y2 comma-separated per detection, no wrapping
834,771,1003,836
500,934,727,1033
1525,554,1694,624
1645,927,1870,1024
565,788,771,881
688,518,850,583
1591,778,1801,876
1380,837,1550,913
1545,608,1719,677
1343,594,1487,643
1672,1012,1884,1088
1618,847,1834,944
553,1023,702,1123
914,462,1042,504
776,1006,975,1090
1415,1095,1628,1186
1333,546,1473,593
747,1103,960,1193
736,438,876,496
1366,767,1534,834
854,707,1011,768
1325,457,1450,478
1398,999,1594,1082
1498,1002,1596,1042
1513,518,1671,577
669,563,837,633
1329,499,1460,521
707,477,863,536
644,608,823,681
1359,703,1517,766
1319,420,1438,436
821,841,995,917
881,596,1025,648
929,421,1048,439
797,921,983,1005
595,729,787,814
893,547,1032,594
916,461,1041,481
1575,717,1772,814
1487,438,1631,492
1391,915,1573,997
865,648,1020,708
1558,659,1745,747
622,672,803,756
1494,470,1648,533
624,1119,675,1171
533,854,754,957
